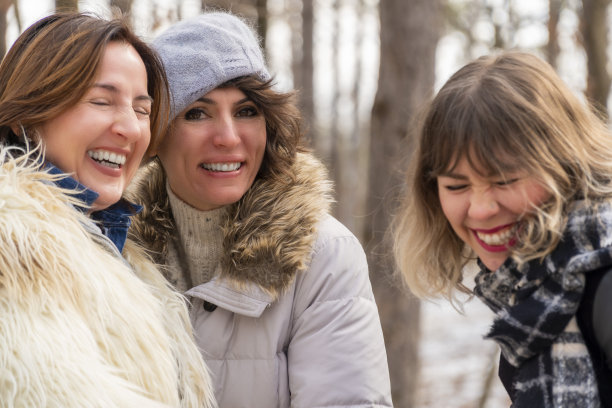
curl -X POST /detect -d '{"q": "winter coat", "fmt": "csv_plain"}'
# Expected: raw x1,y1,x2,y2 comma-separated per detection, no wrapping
128,152,394,408
0,147,215,408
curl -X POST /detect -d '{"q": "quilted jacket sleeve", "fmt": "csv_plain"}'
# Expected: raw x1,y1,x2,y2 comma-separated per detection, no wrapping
288,216,393,408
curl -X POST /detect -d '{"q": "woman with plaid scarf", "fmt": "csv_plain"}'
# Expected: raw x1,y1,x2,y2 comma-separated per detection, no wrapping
393,51,612,407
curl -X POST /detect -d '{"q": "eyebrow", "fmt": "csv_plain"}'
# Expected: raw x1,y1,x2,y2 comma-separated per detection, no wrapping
437,172,468,179
195,96,251,105
93,83,153,103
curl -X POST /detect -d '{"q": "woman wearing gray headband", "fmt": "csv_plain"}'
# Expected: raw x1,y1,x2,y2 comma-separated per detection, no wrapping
128,11,393,407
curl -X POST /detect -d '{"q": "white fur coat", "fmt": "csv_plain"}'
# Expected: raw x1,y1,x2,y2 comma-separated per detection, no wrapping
0,147,215,408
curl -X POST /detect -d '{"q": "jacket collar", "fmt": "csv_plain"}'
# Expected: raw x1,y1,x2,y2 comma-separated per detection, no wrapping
186,277,274,318
128,152,333,299
46,162,141,253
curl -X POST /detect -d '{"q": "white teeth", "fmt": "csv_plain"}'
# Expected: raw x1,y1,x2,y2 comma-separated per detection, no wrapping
87,150,127,167
476,225,517,246
201,162,241,172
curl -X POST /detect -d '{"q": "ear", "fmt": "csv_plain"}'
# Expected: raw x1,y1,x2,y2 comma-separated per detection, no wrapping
147,146,158,158
10,123,39,144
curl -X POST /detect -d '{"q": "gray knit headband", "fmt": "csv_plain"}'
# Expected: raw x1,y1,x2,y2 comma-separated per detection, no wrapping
152,12,271,120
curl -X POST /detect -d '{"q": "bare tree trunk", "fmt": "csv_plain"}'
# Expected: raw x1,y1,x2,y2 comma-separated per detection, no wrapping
341,0,366,236
580,0,611,115
201,0,259,25
329,0,341,197
256,0,267,49
365,0,441,406
110,0,133,16
11,0,20,33
0,0,12,59
547,0,563,68
298,0,315,145
55,0,78,11
290,0,303,112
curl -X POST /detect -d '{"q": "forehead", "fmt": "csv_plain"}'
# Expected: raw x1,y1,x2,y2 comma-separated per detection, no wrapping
96,42,146,78
439,143,522,177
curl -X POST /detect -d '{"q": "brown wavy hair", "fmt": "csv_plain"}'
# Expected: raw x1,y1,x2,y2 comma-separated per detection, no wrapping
0,12,169,157
393,51,612,302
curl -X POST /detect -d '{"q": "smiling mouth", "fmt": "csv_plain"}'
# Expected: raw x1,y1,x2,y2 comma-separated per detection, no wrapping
88,149,126,169
200,162,242,172
474,224,518,246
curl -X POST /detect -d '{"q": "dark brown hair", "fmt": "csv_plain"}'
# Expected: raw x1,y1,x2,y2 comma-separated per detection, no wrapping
217,75,303,180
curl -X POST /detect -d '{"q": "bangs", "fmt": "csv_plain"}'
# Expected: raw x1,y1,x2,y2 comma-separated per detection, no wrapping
422,79,530,180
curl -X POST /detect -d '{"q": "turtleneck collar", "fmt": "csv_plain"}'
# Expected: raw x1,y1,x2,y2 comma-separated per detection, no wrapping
166,182,226,287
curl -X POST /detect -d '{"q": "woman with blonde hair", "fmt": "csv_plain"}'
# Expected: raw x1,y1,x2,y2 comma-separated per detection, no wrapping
0,12,214,407
393,51,612,407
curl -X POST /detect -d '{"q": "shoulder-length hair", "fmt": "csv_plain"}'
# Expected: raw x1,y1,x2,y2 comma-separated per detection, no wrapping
393,51,612,301
219,76,303,180
0,12,169,157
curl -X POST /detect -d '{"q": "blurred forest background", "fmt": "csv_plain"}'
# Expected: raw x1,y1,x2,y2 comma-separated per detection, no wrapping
2,0,610,407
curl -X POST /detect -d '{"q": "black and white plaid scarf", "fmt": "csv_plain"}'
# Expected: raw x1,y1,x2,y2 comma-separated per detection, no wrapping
474,199,612,408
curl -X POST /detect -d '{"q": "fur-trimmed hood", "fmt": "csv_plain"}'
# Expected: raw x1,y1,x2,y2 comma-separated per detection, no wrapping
127,151,334,299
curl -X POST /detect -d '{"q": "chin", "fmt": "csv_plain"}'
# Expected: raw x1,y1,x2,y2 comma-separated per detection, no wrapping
481,258,507,271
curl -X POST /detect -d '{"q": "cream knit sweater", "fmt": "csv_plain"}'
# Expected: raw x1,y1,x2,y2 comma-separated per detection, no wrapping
166,183,225,292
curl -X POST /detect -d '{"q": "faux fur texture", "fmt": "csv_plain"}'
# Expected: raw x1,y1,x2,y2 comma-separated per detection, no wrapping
0,146,215,408
127,152,333,299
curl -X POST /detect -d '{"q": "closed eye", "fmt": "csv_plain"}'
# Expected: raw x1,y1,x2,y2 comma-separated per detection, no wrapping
89,99,110,106
134,106,151,116
495,178,518,186
443,184,468,191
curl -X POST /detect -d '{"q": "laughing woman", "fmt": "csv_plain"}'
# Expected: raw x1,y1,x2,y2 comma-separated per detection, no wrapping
0,13,214,407
393,51,612,407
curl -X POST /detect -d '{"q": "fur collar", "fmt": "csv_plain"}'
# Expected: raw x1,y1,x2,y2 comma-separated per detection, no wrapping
127,152,333,298
0,145,215,407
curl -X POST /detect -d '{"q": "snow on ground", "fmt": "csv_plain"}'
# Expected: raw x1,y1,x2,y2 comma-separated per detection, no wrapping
415,268,512,408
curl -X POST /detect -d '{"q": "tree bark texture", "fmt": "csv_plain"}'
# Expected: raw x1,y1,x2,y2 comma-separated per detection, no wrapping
581,0,611,115
200,0,265,51
366,0,441,406
110,0,133,16
256,0,267,52
297,0,314,144
0,0,12,59
55,0,77,12
547,0,563,68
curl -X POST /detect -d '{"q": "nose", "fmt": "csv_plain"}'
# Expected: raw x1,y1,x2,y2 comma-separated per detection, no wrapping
468,189,499,220
212,114,240,148
111,107,142,142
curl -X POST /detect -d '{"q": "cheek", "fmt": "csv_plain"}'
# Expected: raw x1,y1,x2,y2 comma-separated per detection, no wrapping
437,191,469,238
506,184,551,214
437,189,455,223
529,185,551,208
137,126,151,153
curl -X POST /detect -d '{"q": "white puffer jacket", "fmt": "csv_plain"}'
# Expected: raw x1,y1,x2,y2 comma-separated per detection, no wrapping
130,153,393,407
